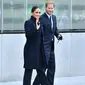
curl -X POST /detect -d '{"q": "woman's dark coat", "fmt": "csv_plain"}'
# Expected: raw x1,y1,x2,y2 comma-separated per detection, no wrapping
23,16,45,69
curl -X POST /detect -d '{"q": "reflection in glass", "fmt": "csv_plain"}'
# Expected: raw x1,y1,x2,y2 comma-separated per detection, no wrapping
1,0,85,32
72,0,85,29
54,2,70,29
3,0,26,31
3,0,45,31
58,9,69,29
0,2,1,31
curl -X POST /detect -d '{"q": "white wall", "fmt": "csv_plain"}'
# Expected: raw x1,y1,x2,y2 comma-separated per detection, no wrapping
70,33,85,76
0,33,85,81
0,34,25,81
0,35,2,81
55,33,85,77
55,33,71,77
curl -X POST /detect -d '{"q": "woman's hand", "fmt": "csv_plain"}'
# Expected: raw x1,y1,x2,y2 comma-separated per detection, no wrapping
36,18,40,30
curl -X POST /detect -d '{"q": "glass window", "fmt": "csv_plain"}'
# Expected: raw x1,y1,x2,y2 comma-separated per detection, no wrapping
27,0,70,30
3,0,26,31
72,0,85,29
27,0,45,19
1,0,85,33
0,1,1,31
3,0,45,32
54,0,70,29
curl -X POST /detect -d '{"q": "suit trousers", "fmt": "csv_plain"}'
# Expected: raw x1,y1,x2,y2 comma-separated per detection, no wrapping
47,50,55,85
46,41,55,85
23,69,47,85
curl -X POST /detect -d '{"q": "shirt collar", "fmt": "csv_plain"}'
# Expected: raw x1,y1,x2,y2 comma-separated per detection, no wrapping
46,12,52,19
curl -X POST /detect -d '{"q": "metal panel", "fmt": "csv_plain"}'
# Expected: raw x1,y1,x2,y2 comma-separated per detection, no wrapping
55,33,71,77
1,34,25,81
0,35,2,81
55,33,85,77
1,33,85,81
70,33,85,76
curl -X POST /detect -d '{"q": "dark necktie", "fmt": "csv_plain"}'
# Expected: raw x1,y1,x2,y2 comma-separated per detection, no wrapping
49,16,54,50
49,16,53,32
49,16,52,28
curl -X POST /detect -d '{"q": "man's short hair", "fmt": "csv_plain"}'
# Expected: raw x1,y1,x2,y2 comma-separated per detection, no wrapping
45,0,55,8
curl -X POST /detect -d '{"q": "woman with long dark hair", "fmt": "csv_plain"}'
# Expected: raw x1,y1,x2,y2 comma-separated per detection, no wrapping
23,6,47,85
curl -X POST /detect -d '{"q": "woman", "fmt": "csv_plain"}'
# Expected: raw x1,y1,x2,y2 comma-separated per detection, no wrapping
23,6,47,85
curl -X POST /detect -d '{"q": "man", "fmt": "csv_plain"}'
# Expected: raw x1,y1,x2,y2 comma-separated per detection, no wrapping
33,1,63,85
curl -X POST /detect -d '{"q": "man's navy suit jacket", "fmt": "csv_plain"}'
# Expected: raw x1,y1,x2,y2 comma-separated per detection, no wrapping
40,13,59,66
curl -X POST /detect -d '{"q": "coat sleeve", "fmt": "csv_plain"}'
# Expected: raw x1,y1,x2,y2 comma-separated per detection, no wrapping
54,16,60,38
24,20,37,38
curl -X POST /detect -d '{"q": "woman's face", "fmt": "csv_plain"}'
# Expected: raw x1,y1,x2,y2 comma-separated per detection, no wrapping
32,8,41,19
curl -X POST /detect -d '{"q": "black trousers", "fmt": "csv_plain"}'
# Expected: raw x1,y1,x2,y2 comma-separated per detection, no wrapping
23,69,47,85
33,51,55,85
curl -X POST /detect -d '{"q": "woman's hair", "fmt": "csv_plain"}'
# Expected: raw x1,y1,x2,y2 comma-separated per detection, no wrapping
31,6,39,13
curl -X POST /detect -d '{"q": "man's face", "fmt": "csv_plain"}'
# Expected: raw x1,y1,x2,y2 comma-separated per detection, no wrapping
46,3,54,15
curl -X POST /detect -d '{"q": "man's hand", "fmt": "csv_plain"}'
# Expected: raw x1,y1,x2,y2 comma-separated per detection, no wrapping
58,34,63,40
